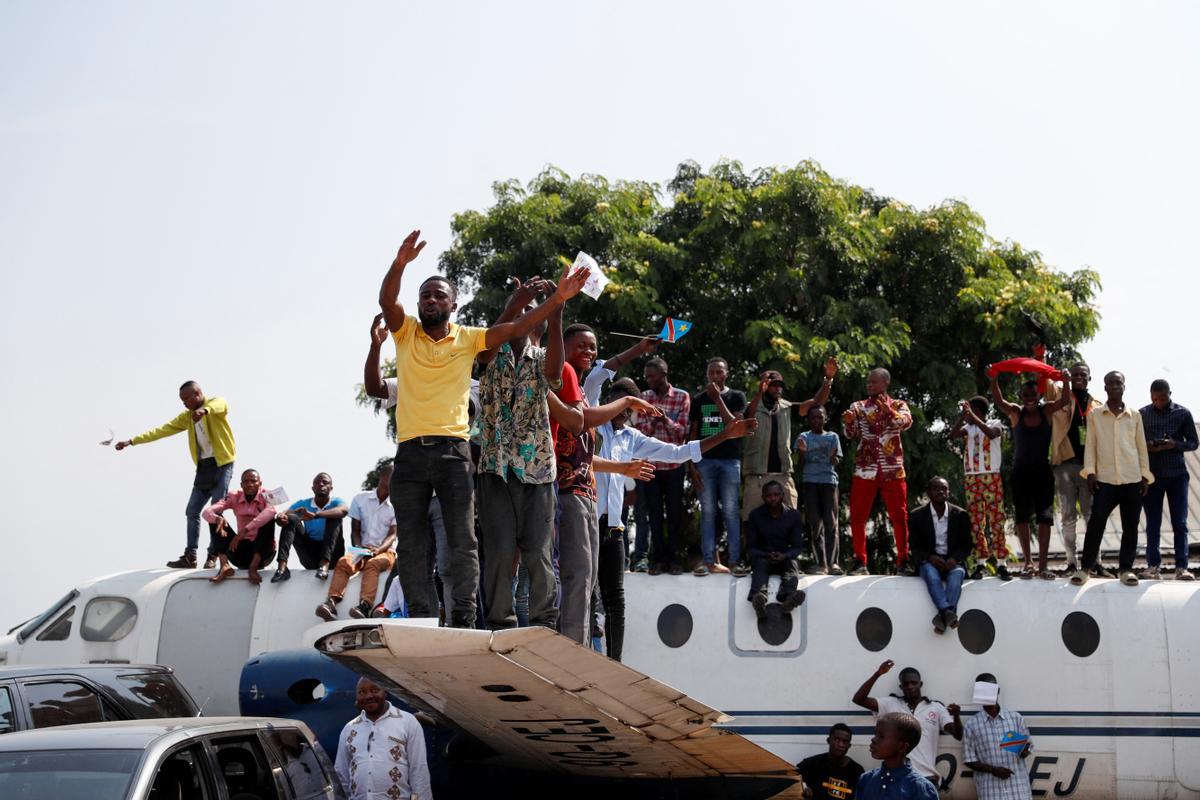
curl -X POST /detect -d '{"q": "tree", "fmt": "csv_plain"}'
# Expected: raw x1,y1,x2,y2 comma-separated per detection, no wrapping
368,160,1102,569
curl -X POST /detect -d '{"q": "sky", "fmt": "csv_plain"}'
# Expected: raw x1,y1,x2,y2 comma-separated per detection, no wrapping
2,2,1197,626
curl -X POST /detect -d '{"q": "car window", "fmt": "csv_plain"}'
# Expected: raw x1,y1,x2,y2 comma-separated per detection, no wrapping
81,597,138,642
0,686,15,734
112,672,198,719
0,748,140,800
262,727,332,799
24,680,108,728
35,606,75,641
211,734,281,800
148,744,211,800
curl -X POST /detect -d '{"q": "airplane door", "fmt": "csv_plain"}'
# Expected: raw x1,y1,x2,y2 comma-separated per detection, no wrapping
1165,587,1200,791
157,577,256,716
729,576,806,655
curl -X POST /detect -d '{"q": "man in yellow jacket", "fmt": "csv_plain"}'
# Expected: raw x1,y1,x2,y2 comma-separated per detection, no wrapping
117,380,237,568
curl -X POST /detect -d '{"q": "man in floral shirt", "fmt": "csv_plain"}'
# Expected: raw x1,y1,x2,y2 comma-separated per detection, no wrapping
477,277,564,631
843,368,914,575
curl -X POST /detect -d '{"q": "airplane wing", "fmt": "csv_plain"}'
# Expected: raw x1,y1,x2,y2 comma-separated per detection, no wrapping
315,622,799,791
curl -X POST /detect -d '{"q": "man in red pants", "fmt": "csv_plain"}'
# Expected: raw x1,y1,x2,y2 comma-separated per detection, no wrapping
843,368,914,575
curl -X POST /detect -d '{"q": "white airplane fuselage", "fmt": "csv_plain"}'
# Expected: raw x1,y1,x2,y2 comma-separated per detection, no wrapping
1,567,1196,798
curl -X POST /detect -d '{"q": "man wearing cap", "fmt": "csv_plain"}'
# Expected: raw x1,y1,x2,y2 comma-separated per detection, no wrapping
742,359,838,520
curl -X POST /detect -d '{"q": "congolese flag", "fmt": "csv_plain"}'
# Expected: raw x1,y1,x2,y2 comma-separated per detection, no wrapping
999,730,1028,753
658,318,693,343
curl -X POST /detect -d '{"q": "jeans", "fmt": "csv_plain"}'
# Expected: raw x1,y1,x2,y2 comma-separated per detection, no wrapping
642,465,685,567
477,474,557,629
748,555,800,601
1081,482,1143,572
697,458,741,564
803,482,839,568
186,459,234,554
277,514,345,569
631,484,650,562
919,561,966,613
513,562,530,627
597,524,627,661
1144,473,1189,569
557,493,599,645
1054,463,1092,566
213,520,276,569
389,438,479,625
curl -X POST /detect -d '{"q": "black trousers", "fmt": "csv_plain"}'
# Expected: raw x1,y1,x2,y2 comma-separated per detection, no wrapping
277,514,344,569
1081,481,1143,571
643,465,685,567
213,521,277,569
597,522,627,661
748,555,800,601
390,437,479,625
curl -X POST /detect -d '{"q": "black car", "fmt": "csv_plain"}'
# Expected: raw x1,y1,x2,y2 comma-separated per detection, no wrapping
0,664,198,735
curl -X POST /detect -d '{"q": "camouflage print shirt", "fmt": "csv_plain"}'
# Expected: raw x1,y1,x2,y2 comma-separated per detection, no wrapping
479,341,558,485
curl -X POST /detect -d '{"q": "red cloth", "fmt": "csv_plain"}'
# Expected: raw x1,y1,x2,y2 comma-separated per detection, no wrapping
985,358,1063,381
850,475,909,564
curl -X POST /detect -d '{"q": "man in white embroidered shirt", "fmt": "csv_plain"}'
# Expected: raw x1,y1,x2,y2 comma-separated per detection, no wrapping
335,677,432,800
963,673,1033,800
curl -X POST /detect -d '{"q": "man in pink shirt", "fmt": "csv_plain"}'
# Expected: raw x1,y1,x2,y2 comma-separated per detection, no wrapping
202,468,278,585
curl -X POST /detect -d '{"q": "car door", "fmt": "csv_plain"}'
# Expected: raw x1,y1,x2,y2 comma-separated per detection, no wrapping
19,677,121,729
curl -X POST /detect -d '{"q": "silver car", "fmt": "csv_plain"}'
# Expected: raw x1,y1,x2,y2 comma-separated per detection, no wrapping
0,716,344,800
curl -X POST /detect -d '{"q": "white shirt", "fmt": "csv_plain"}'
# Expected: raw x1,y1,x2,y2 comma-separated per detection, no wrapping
384,378,398,410
964,423,1001,475
932,505,949,556
876,695,954,782
193,417,214,459
335,703,432,800
350,490,397,549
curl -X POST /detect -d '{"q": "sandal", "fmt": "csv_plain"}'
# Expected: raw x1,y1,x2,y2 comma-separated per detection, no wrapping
1019,565,1036,580
1038,570,1056,581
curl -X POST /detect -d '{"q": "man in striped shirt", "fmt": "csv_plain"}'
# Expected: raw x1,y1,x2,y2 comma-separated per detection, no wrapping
1140,379,1198,580
963,673,1032,800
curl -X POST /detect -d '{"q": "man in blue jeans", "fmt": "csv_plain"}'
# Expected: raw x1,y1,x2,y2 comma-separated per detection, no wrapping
689,357,748,576
1141,379,1198,581
909,477,972,635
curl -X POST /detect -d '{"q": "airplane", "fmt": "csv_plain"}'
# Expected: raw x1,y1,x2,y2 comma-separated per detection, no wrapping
2,562,1198,798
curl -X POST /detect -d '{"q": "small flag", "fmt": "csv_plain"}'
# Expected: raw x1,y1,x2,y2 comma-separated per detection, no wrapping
999,730,1028,753
658,318,693,343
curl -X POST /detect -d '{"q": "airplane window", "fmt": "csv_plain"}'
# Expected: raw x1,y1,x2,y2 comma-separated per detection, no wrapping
0,686,15,734
1061,611,1100,658
756,605,793,646
81,597,138,642
25,680,109,728
35,606,75,641
855,607,892,652
16,590,78,643
262,728,333,800
657,604,694,648
212,735,281,800
148,745,211,800
957,610,995,655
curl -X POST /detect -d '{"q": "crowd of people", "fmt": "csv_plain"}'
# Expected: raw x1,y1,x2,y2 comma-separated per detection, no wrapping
115,228,1197,650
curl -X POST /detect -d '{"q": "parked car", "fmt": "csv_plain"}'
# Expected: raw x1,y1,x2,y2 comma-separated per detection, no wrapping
0,664,198,734
0,716,344,800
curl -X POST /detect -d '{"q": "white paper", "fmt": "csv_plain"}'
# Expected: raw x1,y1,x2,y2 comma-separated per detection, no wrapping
99,428,115,446
262,486,290,507
574,251,609,300
972,680,999,705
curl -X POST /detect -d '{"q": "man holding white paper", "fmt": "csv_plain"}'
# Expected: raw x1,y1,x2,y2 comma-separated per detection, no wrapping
964,673,1033,800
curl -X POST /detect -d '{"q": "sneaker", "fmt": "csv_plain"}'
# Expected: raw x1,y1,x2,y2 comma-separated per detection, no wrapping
648,563,663,576
449,614,475,629
779,590,806,612
370,604,391,618
751,593,768,622
932,612,947,635
944,610,959,629
1070,569,1089,586
1176,568,1196,582
203,556,217,569
1140,566,1161,580
1063,562,1078,577
668,564,683,576
1091,564,1116,579
897,562,916,577
315,599,338,621
1120,570,1139,586
803,563,826,575
708,562,731,574
631,557,649,574
315,566,329,580
348,601,372,619
996,564,1012,582
828,564,845,576
693,564,710,577
969,566,984,581
166,550,197,569
849,562,869,576
269,567,291,584
731,562,750,577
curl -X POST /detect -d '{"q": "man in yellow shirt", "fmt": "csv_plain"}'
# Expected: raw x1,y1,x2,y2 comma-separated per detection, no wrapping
378,229,588,627
1072,370,1153,586
116,381,236,569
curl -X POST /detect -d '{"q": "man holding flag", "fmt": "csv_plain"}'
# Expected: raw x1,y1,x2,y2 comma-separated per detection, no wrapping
963,673,1033,800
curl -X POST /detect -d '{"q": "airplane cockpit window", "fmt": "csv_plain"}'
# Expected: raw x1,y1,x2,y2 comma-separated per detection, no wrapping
148,745,211,800
0,686,15,735
35,606,75,642
16,590,78,643
212,735,281,800
25,680,109,728
81,597,138,642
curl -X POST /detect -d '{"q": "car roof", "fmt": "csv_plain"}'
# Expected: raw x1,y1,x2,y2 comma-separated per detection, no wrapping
0,664,173,680
0,717,310,751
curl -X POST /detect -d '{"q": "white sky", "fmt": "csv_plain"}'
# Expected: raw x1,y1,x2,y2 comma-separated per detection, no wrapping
2,2,1197,626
